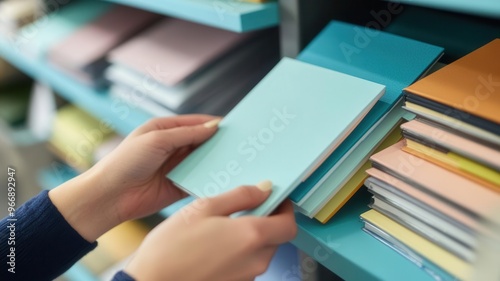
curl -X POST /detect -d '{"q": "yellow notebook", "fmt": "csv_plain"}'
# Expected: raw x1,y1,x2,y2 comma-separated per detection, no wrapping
361,209,471,281
314,161,367,223
404,139,500,189
314,122,403,223
50,105,115,170
81,220,150,274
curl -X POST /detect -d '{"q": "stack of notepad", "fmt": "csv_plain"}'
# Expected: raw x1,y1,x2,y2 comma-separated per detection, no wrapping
49,104,117,171
80,220,150,276
286,21,443,222
167,57,386,217
361,39,500,281
105,18,279,116
16,1,113,60
47,5,161,87
0,0,41,36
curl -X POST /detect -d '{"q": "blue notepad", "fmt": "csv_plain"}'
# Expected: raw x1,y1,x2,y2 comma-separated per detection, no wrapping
289,21,443,203
168,57,384,216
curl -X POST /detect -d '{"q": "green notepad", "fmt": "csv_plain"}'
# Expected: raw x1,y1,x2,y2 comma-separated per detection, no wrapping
167,58,385,216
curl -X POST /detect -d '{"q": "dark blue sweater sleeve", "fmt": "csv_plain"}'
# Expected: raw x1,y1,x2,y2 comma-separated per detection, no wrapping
0,190,97,281
112,270,136,281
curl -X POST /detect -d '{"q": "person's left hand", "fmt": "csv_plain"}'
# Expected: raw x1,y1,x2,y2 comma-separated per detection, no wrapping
49,115,220,242
92,115,220,222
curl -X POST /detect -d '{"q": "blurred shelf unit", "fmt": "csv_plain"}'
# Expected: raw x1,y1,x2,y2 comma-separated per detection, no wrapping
0,39,152,136
105,0,279,32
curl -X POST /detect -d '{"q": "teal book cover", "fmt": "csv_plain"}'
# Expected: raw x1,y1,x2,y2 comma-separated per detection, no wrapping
168,57,384,216
16,1,111,59
289,20,443,203
296,101,410,217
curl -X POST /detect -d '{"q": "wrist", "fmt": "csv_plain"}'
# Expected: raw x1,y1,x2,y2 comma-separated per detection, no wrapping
48,168,121,242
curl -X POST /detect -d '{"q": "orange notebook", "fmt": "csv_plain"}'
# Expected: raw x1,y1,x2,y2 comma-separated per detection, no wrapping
369,141,500,220
404,39,500,125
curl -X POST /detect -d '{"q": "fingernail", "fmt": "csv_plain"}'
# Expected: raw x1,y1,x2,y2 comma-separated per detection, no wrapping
256,180,273,192
203,118,221,129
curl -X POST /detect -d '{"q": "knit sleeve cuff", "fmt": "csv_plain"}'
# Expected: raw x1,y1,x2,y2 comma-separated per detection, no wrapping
1,190,97,281
112,270,136,281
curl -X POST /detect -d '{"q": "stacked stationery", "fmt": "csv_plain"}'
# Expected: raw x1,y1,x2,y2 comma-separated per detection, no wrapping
80,220,149,276
49,104,116,171
15,1,112,60
0,0,41,36
105,18,279,116
168,57,385,217
288,21,443,221
361,39,500,281
47,5,161,87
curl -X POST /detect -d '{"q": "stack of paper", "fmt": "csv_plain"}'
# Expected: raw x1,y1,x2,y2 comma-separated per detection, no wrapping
49,104,116,171
168,57,385,217
0,0,41,36
80,220,149,276
105,18,279,116
288,21,443,221
47,5,161,87
15,1,112,60
361,39,500,281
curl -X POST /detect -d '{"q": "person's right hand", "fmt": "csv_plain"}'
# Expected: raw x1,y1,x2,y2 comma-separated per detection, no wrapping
124,182,297,281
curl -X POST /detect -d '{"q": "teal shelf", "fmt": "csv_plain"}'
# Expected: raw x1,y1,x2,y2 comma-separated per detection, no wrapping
292,189,446,281
105,0,279,32
0,38,152,136
38,164,79,190
160,196,195,217
64,263,99,281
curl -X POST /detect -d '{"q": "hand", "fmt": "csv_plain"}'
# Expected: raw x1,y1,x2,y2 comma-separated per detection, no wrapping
124,183,297,281
49,115,220,242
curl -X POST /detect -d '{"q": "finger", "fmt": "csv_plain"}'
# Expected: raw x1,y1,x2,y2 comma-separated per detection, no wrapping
131,114,219,137
161,145,195,174
243,246,278,278
247,200,297,245
201,182,273,216
142,121,221,155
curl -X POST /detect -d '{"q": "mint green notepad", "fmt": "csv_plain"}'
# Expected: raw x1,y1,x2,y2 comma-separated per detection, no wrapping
167,58,385,216
296,101,411,217
15,1,111,59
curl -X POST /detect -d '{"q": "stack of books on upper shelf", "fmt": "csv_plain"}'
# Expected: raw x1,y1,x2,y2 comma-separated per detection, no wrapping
8,0,280,118
105,17,279,116
0,0,41,37
286,21,444,223
361,39,500,281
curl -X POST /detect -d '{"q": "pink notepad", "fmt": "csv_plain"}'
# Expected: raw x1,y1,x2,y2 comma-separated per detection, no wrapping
108,18,252,86
49,5,161,69
369,141,500,219
366,168,479,232
401,120,500,170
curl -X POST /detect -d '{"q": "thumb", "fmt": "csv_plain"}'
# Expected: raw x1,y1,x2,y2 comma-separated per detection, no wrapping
201,181,273,216
143,118,221,154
